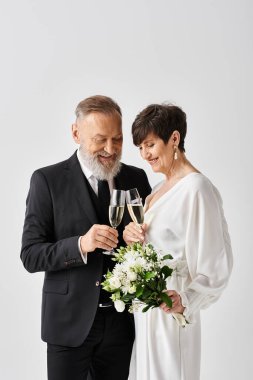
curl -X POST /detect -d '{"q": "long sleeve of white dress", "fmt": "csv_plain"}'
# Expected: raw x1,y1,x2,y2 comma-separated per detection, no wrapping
179,179,233,322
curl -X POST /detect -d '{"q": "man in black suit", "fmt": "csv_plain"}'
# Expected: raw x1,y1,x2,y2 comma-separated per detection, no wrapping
21,95,151,380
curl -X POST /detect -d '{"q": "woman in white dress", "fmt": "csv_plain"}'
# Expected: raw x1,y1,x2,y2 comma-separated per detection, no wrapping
124,104,233,380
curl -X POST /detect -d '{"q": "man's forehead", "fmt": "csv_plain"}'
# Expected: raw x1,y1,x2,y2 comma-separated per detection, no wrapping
82,111,121,124
80,112,122,137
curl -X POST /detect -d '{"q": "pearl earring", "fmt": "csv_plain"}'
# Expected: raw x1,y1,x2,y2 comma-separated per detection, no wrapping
174,145,178,160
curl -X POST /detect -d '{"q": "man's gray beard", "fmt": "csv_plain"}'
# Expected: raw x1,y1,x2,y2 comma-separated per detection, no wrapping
79,146,122,181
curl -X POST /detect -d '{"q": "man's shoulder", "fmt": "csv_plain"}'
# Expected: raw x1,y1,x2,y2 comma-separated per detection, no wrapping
119,163,151,194
120,162,146,175
34,152,76,177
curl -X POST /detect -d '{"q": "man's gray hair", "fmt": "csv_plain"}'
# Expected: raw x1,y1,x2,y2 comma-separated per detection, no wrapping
75,95,122,120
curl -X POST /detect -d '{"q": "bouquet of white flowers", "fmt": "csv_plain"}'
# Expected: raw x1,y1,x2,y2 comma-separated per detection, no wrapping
102,242,187,327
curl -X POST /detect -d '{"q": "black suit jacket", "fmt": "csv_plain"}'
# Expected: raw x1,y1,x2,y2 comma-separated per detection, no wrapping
21,152,151,347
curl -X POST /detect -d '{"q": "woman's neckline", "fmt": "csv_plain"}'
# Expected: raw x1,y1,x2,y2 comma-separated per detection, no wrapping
145,172,202,213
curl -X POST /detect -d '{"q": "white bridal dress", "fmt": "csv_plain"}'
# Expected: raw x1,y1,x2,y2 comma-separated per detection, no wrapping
129,173,233,380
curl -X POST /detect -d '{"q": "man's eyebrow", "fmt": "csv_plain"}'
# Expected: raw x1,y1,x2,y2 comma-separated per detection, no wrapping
92,134,123,138
93,134,106,138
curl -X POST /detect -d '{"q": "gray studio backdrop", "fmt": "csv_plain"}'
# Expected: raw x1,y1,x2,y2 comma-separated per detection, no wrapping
0,0,252,379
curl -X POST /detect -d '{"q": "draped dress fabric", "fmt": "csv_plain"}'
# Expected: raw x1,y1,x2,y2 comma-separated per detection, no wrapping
129,173,233,380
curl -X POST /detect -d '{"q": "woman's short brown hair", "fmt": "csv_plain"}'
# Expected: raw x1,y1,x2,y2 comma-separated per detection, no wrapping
132,104,187,152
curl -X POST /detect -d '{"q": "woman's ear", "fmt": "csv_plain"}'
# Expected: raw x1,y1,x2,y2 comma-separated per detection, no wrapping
72,123,80,144
171,130,180,145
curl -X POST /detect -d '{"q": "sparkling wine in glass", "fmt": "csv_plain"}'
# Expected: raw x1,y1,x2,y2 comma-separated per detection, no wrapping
103,189,125,255
126,188,144,226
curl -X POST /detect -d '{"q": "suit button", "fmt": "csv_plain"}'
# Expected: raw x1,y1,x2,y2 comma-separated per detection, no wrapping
95,281,100,286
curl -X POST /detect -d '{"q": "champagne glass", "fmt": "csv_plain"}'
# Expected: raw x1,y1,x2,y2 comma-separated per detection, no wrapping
103,189,125,255
125,188,144,226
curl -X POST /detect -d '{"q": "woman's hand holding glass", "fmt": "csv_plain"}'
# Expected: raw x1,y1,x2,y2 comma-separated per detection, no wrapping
124,188,146,244
125,188,144,225
123,222,146,245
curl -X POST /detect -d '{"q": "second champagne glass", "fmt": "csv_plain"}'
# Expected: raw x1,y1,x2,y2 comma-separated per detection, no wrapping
125,188,144,226
103,189,125,255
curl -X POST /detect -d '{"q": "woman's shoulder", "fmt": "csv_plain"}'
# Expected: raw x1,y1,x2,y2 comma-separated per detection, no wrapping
186,173,223,203
151,173,222,201
186,172,212,189
151,173,214,194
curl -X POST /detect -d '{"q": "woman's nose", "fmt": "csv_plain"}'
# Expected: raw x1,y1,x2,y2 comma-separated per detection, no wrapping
141,148,151,160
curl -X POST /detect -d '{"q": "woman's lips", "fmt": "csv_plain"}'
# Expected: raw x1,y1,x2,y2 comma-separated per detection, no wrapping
148,158,158,166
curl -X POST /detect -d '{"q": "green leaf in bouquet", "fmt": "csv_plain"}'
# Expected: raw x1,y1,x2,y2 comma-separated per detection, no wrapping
136,284,144,297
142,304,153,313
132,242,143,252
162,254,173,260
122,294,135,303
141,299,158,312
144,271,156,280
161,265,173,279
140,287,152,300
157,278,166,292
146,279,157,291
149,292,159,302
159,292,173,308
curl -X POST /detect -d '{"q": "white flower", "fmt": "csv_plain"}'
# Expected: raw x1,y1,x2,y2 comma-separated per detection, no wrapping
108,277,121,289
133,257,148,271
129,301,143,313
127,271,137,281
114,299,125,312
124,251,138,262
128,284,136,294
121,284,131,294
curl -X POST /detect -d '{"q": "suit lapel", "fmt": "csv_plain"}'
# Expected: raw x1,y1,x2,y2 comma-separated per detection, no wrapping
65,152,98,226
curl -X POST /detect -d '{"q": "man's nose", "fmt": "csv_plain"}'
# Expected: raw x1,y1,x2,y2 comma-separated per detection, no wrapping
104,140,115,155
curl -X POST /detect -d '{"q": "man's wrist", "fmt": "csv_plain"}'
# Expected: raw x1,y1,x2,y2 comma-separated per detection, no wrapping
78,236,87,264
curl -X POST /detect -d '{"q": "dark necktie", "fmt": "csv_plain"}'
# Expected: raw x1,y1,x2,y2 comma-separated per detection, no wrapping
97,180,111,223
97,179,113,303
